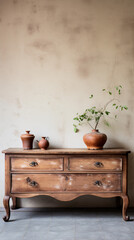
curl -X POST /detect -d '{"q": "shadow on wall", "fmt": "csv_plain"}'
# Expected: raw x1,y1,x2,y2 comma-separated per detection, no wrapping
106,138,128,148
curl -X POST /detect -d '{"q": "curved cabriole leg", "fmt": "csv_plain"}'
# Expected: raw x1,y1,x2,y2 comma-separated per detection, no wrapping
11,197,17,210
3,196,10,222
121,195,129,221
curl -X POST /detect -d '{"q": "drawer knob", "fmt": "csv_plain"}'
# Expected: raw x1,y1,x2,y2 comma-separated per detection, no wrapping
29,161,38,167
94,180,102,186
26,177,38,187
94,162,103,168
29,181,38,187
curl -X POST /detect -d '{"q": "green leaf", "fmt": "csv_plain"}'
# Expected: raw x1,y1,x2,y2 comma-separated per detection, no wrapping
86,109,92,112
109,91,112,95
74,127,78,133
105,111,110,115
113,103,116,106
104,120,110,127
73,117,79,121
124,106,128,110
115,86,118,90
102,89,105,91
118,89,121,95
115,115,117,119
95,116,100,122
119,85,122,88
116,106,118,109
121,107,123,111
73,124,77,127
89,94,93,99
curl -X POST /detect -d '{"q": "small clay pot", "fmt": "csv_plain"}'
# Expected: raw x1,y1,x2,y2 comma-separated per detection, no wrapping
37,137,49,150
83,129,107,150
21,130,35,150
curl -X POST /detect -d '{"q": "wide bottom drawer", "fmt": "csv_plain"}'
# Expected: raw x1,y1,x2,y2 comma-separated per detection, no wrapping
11,173,122,193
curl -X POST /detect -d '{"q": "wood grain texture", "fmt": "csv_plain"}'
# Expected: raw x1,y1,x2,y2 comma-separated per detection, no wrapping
11,173,122,193
121,195,129,221
11,157,63,171
68,157,122,171
11,197,17,210
3,196,10,222
2,148,130,155
9,192,124,200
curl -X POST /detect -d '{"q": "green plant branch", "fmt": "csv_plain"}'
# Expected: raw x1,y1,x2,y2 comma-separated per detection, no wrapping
73,85,128,133
87,121,94,129
94,98,120,129
94,114,102,130
103,98,120,112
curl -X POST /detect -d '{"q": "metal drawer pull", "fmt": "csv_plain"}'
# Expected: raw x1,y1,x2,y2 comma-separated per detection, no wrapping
94,162,103,168
26,177,38,187
94,180,102,186
29,161,38,167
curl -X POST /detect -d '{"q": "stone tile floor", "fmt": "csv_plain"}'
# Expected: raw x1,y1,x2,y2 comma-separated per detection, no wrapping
0,208,134,240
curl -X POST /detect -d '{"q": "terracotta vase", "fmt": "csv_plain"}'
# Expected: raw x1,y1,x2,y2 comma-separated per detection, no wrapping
21,131,35,150
37,137,49,150
83,129,107,150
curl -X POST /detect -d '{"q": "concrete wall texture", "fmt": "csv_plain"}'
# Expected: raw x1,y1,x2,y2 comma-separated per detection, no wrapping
0,0,134,208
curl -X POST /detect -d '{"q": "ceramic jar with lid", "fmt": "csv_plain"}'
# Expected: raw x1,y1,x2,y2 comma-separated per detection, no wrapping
21,130,35,150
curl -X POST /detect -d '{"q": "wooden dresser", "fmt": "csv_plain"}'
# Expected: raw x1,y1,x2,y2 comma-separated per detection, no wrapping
2,148,130,221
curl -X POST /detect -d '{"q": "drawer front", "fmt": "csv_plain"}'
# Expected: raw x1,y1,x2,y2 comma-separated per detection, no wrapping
65,173,121,192
68,157,122,171
11,158,63,171
11,174,65,193
11,173,121,193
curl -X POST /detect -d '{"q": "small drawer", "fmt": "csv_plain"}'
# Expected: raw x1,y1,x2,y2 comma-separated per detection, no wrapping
11,157,63,171
65,173,122,192
11,173,65,193
68,157,122,171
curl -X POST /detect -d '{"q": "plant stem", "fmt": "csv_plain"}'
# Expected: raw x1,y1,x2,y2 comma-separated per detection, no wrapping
87,121,94,129
94,98,119,129
94,114,101,130
103,98,119,112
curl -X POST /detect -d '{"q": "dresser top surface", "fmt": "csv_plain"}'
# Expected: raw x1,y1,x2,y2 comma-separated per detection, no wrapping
2,148,130,155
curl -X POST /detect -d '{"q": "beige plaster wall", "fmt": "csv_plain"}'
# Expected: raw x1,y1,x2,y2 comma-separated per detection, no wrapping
0,0,134,208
